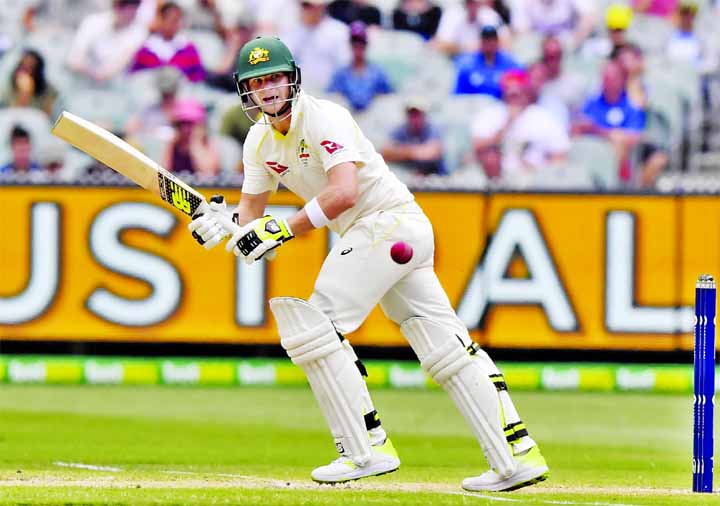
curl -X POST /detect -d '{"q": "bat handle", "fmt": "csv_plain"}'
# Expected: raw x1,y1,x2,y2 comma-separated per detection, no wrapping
215,212,240,237
214,210,277,262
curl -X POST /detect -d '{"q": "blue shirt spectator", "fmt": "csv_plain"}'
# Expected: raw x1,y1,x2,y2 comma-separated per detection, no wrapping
453,25,521,98
0,160,41,173
327,21,393,111
581,91,646,131
0,125,42,173
327,64,393,111
382,97,445,175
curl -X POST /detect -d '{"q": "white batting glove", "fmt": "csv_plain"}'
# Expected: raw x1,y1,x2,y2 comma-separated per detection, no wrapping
188,195,239,250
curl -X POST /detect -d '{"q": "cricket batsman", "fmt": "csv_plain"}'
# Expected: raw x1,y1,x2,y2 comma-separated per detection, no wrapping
188,36,548,491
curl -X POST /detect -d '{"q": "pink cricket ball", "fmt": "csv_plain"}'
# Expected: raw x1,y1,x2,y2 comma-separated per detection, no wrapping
390,241,413,264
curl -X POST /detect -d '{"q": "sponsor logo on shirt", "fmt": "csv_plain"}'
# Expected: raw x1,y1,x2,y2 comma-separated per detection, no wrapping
265,161,289,176
320,140,344,155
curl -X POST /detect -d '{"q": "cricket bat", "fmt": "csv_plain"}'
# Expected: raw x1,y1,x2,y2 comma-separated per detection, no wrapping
51,111,208,218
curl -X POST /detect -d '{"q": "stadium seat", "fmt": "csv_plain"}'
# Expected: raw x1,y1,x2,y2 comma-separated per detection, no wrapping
120,70,164,110
185,29,225,71
627,14,673,56
435,95,500,173
646,80,685,149
511,32,542,65
0,107,52,147
400,50,455,102
569,135,619,189
217,134,242,174
354,93,406,148
367,29,429,89
207,94,240,136
62,88,134,133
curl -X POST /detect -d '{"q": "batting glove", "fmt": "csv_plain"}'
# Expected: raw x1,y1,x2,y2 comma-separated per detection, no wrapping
226,215,294,263
188,195,238,250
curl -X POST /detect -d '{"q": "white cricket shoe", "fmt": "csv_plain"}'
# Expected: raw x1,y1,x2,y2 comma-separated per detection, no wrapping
462,446,549,492
311,438,400,484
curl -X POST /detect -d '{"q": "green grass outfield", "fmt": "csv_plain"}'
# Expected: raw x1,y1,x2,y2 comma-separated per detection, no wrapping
1,385,718,505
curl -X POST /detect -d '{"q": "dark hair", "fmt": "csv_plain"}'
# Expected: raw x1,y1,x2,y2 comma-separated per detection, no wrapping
12,49,47,96
10,125,30,142
611,41,642,60
159,1,182,17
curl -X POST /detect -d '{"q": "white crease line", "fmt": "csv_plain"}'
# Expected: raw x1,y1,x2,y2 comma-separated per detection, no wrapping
450,492,643,506
54,462,122,472
160,470,259,480
51,465,644,505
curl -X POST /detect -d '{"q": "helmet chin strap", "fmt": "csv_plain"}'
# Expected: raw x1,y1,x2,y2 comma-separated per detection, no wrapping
270,100,293,119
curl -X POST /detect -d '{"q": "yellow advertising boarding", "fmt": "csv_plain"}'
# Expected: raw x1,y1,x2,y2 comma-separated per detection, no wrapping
0,186,713,352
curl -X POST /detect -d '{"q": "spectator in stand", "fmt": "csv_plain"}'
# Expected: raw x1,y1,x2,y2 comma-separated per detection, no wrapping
0,125,41,174
454,25,521,98
472,69,569,180
282,0,350,91
164,98,220,177
511,0,596,51
220,104,254,149
492,0,512,24
205,14,255,92
0,1,42,56
432,0,511,57
541,35,587,114
66,0,151,83
572,60,667,187
527,61,569,130
327,21,393,112
582,3,632,59
633,0,678,18
381,97,445,176
328,0,382,26
1,49,58,117
250,0,300,35
666,0,713,71
130,2,206,82
392,0,443,40
614,43,647,108
126,66,182,145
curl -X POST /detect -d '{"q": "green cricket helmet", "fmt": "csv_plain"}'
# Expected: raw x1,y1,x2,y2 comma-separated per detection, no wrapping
233,37,302,121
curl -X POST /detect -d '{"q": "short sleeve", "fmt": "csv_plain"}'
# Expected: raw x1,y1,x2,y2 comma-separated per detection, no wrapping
623,106,646,132
539,111,571,153
573,0,596,16
241,146,278,195
434,7,461,43
471,105,508,139
309,105,364,171
66,16,96,67
375,67,393,94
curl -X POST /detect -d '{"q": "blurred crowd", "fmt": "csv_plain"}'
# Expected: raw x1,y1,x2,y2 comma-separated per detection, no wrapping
1,0,719,190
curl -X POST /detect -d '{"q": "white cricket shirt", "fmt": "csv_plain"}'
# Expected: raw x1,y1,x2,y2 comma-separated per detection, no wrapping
242,91,415,236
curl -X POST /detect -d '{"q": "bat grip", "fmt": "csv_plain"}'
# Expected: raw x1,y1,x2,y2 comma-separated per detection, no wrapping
214,211,277,262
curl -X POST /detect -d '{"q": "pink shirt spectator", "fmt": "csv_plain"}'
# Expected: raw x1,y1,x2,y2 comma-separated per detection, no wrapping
131,1,206,82
131,34,206,82
632,0,678,17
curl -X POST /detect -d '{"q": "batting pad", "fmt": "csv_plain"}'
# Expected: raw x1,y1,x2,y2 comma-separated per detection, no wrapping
270,297,372,466
401,317,516,478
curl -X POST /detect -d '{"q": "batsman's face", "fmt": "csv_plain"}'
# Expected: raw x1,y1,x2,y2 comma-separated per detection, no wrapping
247,73,291,115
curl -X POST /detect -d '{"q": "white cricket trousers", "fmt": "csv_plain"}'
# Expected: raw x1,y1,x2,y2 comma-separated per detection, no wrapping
309,201,469,338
